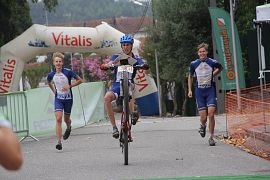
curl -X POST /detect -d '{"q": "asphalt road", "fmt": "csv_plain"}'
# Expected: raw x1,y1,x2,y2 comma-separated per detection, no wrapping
1,115,270,180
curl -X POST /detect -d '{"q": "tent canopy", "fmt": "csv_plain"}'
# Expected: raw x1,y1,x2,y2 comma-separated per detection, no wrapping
256,3,270,22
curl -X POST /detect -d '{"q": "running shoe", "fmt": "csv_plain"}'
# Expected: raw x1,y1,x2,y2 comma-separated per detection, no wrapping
112,126,119,139
131,112,139,125
128,135,133,142
56,143,62,150
198,124,206,138
209,137,216,146
63,127,71,140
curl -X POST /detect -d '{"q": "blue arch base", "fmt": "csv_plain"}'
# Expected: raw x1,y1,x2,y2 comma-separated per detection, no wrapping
136,92,159,116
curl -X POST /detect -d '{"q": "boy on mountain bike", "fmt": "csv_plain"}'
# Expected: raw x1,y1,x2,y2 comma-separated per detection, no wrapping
100,34,148,139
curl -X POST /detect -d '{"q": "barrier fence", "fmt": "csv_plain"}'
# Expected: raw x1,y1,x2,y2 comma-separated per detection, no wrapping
0,82,106,140
226,84,270,158
0,92,38,141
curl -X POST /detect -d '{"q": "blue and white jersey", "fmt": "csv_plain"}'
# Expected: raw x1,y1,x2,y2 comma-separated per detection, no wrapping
110,53,144,83
189,58,222,88
47,68,79,100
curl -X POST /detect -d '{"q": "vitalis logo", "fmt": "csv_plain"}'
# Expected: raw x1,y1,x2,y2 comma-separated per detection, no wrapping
0,59,16,93
95,40,117,49
28,39,49,47
52,32,92,46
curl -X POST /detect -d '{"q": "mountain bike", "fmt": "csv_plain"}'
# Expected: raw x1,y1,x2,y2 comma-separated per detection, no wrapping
117,63,133,165
118,62,145,165
101,55,149,165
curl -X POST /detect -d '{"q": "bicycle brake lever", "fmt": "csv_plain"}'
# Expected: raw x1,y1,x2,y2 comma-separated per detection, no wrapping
109,64,116,70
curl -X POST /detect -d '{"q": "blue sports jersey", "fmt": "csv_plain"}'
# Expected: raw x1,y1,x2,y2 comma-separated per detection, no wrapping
189,58,222,111
47,68,79,100
110,53,144,83
109,53,144,97
189,58,222,89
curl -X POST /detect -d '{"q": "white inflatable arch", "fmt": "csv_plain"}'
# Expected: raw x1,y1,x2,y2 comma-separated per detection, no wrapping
0,22,141,93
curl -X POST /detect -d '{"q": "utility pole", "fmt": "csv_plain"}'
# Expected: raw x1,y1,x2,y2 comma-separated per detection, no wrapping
152,0,162,116
230,0,241,111
155,49,162,116
209,0,226,114
45,11,48,26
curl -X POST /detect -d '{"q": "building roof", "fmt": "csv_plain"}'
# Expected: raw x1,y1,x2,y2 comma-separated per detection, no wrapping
50,16,153,35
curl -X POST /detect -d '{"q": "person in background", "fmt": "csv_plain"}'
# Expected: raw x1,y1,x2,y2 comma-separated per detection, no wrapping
188,43,223,146
166,82,174,117
47,52,83,150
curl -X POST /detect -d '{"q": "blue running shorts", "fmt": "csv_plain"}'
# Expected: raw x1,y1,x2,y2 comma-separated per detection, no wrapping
195,86,217,111
54,98,73,115
110,82,121,98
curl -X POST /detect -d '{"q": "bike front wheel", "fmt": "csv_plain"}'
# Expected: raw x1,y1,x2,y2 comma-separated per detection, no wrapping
122,72,130,165
123,130,128,165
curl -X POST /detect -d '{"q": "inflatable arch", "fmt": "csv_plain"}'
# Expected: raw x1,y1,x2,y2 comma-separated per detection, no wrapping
0,22,159,115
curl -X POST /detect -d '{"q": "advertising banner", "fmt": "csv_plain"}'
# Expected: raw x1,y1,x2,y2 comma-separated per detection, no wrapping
0,22,159,116
134,69,159,116
209,7,246,90
26,82,105,136
0,23,140,93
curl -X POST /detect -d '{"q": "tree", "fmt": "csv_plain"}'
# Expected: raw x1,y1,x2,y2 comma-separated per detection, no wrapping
29,0,151,24
231,0,267,85
0,0,58,47
0,0,58,90
23,61,50,89
0,0,32,46
141,0,211,116
31,0,58,12
142,0,266,116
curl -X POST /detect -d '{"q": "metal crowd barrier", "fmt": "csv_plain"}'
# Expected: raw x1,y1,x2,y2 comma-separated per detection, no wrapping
0,91,38,142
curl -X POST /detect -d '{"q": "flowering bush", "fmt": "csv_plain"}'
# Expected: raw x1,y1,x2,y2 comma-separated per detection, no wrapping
71,55,111,82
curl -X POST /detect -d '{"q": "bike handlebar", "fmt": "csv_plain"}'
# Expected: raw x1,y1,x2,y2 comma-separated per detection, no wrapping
100,63,149,71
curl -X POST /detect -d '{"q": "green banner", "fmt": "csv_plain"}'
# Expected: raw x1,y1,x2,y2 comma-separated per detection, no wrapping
209,7,246,90
25,82,106,136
